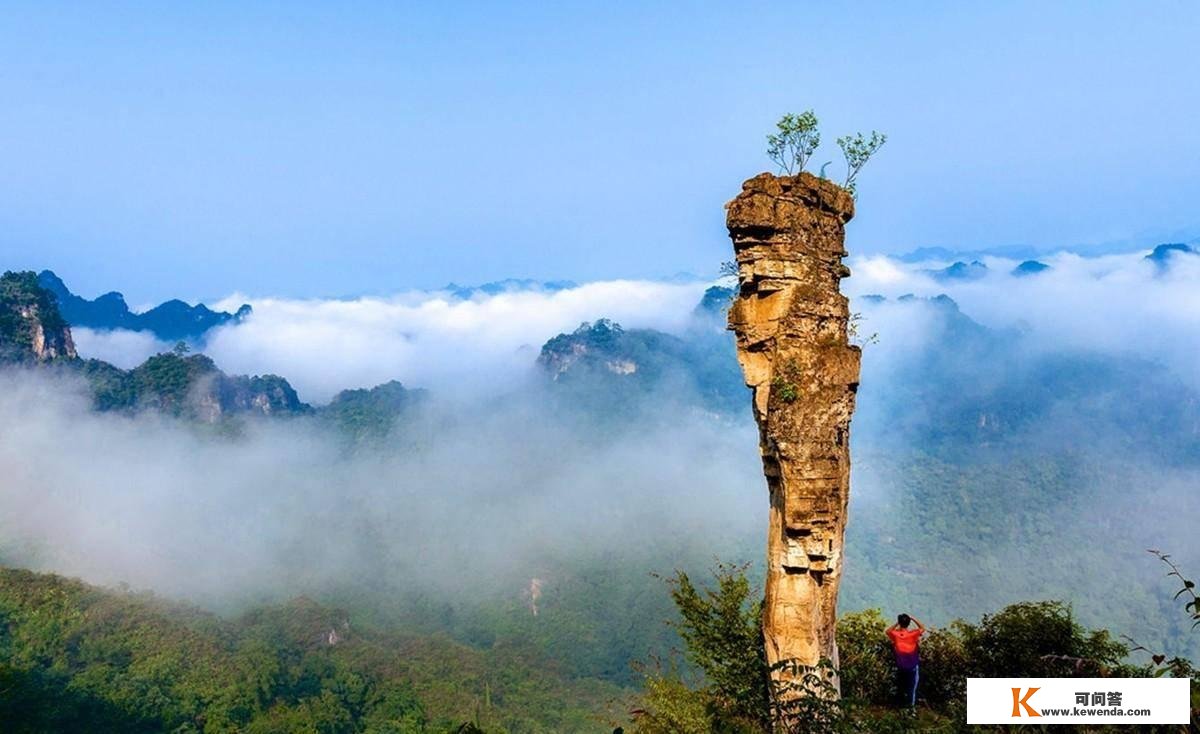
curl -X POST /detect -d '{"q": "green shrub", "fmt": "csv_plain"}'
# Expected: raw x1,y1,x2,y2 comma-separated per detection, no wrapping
630,673,712,734
836,132,886,195
958,601,1132,678
913,626,969,706
834,610,891,704
666,564,770,730
766,111,820,175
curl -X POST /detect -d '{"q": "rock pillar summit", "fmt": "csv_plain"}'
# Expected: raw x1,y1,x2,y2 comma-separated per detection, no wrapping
726,172,861,693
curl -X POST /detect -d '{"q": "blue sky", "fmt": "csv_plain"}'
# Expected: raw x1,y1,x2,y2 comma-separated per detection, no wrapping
1,2,1197,302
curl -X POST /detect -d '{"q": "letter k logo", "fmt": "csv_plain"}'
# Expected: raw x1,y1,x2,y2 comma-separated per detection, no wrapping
1011,687,1041,717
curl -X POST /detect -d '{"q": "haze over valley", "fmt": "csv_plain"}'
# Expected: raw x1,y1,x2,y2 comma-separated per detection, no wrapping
4,242,1197,694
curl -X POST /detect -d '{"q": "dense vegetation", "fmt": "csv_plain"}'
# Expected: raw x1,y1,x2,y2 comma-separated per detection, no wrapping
60,350,308,420
537,319,744,417
632,566,1199,733
0,568,626,732
0,568,427,733
7,564,1193,733
322,381,428,444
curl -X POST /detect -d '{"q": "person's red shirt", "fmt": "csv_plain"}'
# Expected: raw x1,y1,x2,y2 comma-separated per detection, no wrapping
887,627,923,670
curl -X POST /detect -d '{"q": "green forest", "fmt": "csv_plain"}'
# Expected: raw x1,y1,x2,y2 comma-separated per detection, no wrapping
2,562,1196,732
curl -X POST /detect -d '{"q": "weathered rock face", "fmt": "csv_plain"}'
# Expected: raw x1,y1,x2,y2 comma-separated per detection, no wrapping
125,352,308,422
22,304,77,361
726,172,860,693
0,271,77,363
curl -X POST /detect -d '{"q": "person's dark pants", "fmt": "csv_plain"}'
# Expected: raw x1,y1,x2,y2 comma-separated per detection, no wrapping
896,664,919,708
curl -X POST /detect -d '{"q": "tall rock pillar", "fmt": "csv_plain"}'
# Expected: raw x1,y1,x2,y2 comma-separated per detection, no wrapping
726,172,860,694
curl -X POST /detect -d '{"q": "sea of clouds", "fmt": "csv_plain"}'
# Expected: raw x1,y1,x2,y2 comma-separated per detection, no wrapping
847,249,1200,384
7,244,1199,659
69,246,1200,403
0,369,764,606
76,280,710,402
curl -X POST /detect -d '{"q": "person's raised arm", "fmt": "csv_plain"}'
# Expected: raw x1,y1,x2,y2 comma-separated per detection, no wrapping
909,615,925,631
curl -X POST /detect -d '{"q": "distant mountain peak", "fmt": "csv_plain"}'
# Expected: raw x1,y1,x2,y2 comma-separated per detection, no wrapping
537,320,639,381
923,260,989,282
1145,243,1195,271
694,285,735,318
897,244,1042,263
441,278,578,299
36,270,250,340
1012,260,1051,277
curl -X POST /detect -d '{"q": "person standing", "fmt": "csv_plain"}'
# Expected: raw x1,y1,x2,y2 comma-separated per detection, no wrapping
886,613,925,708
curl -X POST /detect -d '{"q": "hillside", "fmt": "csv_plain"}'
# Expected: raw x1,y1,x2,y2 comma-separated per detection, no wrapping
0,567,627,733
5,565,1193,733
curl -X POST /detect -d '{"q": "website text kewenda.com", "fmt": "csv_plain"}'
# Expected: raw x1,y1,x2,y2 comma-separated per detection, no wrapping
1039,707,1152,717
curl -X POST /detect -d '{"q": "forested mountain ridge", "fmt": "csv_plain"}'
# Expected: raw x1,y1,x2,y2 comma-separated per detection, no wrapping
537,318,744,416
2,271,306,422
2,271,428,431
